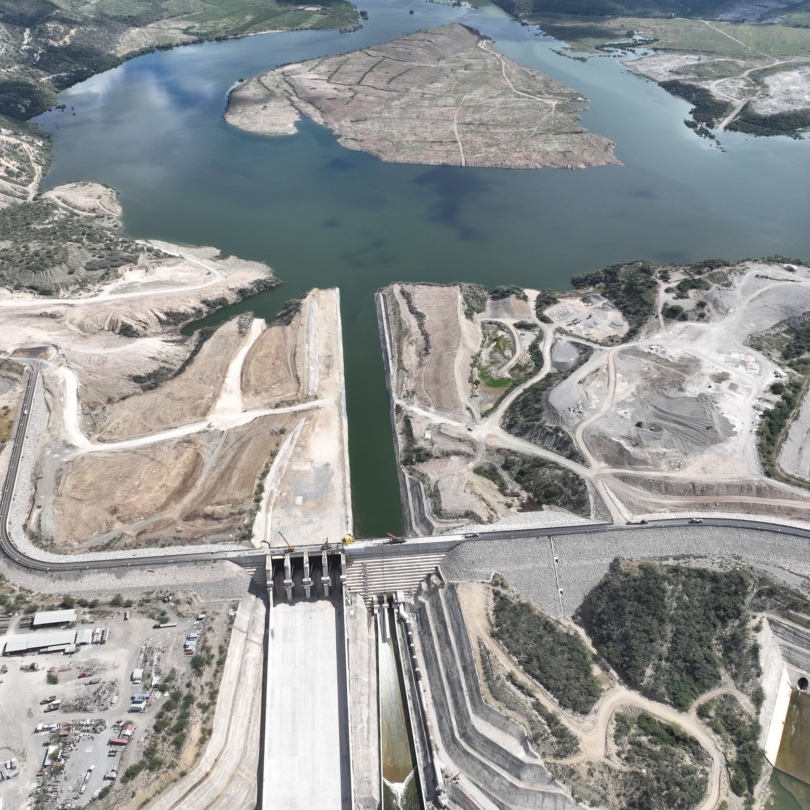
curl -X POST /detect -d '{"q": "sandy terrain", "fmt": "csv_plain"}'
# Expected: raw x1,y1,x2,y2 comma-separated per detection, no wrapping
226,24,618,170
754,65,810,113
252,289,353,549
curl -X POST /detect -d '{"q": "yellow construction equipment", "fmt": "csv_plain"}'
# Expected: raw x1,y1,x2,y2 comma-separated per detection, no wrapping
343,534,354,545
279,532,295,553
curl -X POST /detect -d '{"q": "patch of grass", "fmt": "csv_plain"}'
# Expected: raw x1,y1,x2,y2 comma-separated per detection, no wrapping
530,14,810,57
492,583,602,714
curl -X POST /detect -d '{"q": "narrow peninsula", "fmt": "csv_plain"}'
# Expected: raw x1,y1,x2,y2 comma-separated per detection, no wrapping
225,24,618,170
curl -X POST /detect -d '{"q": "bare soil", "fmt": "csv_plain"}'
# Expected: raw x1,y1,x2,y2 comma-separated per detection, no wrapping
226,24,618,170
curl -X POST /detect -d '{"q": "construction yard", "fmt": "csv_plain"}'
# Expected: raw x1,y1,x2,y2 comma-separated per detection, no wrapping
379,260,810,532
0,589,240,810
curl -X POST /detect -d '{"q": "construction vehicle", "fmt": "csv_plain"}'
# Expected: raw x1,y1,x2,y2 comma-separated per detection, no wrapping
343,534,354,545
279,532,295,553
387,533,406,545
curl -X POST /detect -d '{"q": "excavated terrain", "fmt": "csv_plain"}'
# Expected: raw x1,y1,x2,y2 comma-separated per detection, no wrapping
0,182,351,554
378,282,593,534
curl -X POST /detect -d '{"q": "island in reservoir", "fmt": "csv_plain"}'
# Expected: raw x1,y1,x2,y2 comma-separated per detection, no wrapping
225,23,618,169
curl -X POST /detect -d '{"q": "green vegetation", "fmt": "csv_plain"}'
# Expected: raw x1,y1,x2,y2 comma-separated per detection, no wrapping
273,296,303,326
673,276,711,298
663,303,688,321
698,694,763,799
461,282,489,320
728,103,810,138
758,376,805,478
0,197,161,295
534,288,560,316
571,261,657,339
0,0,357,124
490,284,528,301
400,414,431,466
613,711,710,810
659,80,733,127
577,559,760,710
475,453,588,515
502,346,591,461
491,583,602,714
506,671,581,756
502,454,590,515
47,671,58,685
751,577,810,629
132,327,216,389
528,15,810,56
748,313,810,488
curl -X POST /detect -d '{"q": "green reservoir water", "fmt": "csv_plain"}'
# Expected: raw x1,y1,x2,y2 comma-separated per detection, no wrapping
34,0,810,537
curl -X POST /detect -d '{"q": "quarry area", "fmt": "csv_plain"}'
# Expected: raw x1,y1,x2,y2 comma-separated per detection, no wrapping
225,24,618,170
624,52,810,133
0,181,351,555
379,259,810,533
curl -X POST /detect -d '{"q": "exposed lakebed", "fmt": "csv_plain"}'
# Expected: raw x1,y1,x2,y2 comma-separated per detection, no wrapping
34,0,810,538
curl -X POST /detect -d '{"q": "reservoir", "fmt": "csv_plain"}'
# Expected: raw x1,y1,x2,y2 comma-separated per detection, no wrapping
34,0,810,537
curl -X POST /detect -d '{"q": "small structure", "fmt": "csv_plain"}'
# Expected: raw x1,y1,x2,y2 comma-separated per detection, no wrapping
131,668,143,684
32,609,77,629
76,628,93,646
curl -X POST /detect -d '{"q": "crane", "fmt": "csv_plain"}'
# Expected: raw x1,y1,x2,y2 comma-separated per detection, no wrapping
279,532,295,553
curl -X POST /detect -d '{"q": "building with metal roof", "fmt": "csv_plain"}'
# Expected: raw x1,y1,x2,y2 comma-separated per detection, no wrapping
32,609,77,628
3,630,77,655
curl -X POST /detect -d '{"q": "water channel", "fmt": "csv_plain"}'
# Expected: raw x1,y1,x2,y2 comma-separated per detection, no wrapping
378,608,419,810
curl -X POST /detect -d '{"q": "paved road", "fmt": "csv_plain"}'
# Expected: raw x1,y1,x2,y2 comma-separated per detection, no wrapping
3,360,810,574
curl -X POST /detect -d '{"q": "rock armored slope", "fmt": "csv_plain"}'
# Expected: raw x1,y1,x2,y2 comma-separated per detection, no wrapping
226,24,618,170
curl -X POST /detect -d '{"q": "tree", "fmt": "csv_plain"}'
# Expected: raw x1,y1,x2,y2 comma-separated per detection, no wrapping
110,593,123,607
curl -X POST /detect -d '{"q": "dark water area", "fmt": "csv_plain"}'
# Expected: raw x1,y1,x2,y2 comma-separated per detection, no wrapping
33,0,810,536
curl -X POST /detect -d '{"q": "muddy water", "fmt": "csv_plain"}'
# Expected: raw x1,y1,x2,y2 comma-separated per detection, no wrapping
776,691,810,784
379,609,416,805
34,0,810,539
768,769,810,810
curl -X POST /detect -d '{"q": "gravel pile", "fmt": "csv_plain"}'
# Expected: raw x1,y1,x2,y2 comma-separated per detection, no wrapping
443,525,810,619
